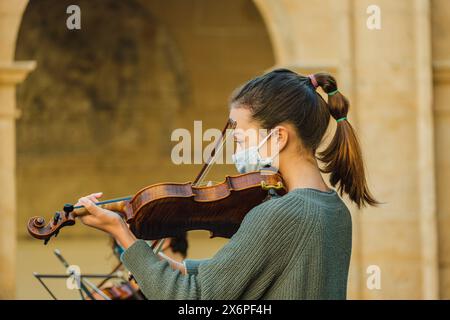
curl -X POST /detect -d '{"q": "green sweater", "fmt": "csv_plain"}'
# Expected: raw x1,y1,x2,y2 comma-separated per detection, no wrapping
121,188,352,299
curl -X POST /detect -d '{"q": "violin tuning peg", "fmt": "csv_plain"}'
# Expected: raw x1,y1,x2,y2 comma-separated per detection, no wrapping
53,212,60,224
63,204,74,217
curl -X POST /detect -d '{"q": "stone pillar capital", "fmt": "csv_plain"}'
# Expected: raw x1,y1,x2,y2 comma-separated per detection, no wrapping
0,60,36,85
0,60,35,119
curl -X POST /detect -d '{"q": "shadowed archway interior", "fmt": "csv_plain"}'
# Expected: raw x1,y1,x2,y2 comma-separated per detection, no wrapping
15,0,275,238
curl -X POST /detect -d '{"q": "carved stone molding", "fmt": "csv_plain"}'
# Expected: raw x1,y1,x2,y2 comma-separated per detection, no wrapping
0,60,36,85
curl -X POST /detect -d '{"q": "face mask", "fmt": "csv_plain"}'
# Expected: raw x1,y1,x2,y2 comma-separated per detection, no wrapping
232,130,279,174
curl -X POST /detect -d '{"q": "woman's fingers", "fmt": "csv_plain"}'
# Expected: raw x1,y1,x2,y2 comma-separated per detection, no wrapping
74,192,126,236
87,192,103,204
76,192,103,206
79,197,103,216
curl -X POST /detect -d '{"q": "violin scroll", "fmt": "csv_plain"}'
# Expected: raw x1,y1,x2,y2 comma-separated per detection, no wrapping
27,204,77,244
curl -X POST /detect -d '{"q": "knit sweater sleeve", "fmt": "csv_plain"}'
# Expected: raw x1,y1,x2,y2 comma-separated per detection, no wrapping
183,258,210,275
120,199,300,299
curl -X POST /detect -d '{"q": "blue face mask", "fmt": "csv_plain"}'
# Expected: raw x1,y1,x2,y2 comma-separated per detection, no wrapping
232,130,278,174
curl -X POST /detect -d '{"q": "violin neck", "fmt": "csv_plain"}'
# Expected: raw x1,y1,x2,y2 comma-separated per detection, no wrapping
72,196,132,217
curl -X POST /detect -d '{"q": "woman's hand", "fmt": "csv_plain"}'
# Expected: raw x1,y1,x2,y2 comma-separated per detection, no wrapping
76,192,123,234
76,192,136,249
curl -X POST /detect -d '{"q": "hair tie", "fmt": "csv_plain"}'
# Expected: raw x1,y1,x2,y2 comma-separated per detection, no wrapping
328,89,339,96
308,74,319,89
336,117,347,123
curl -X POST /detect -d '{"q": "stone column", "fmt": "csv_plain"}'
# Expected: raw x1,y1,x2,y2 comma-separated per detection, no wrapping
414,0,439,300
0,0,34,299
431,0,450,299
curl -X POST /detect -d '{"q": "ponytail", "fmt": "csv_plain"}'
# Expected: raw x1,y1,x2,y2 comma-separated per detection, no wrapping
314,72,379,208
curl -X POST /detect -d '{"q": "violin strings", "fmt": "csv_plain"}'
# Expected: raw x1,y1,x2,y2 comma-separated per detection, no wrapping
195,132,227,186
195,126,234,187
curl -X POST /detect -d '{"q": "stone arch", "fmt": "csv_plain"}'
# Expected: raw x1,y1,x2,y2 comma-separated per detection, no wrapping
14,0,275,242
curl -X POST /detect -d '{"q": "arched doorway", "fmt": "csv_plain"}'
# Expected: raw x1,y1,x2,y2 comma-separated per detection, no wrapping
15,0,274,298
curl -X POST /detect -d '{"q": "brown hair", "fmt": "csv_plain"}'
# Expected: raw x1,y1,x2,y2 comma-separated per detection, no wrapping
230,68,378,208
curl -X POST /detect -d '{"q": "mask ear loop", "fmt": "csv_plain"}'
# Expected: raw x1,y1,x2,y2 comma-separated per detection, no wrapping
257,129,276,149
256,128,280,167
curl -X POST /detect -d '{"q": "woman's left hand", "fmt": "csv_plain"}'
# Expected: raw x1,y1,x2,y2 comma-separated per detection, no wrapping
76,192,136,248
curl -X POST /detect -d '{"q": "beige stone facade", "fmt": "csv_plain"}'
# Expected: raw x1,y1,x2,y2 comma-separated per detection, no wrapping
1,0,449,299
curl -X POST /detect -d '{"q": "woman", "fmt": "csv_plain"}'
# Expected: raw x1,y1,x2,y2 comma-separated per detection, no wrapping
76,69,378,299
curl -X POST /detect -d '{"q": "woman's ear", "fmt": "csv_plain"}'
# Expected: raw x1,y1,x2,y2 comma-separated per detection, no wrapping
273,125,289,153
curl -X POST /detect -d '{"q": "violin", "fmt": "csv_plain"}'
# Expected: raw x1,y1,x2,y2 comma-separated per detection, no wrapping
27,119,286,244
89,281,144,300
